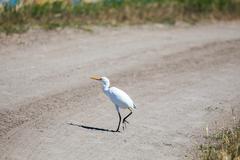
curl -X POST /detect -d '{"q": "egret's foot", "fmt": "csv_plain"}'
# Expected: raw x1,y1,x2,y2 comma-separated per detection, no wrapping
122,121,128,131
122,124,125,131
115,129,120,132
123,119,129,124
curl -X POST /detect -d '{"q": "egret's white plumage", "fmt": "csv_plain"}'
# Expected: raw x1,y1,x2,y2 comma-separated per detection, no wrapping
108,87,136,109
91,76,136,132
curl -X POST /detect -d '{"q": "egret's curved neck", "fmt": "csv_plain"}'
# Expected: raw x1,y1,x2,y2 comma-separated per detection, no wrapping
102,81,110,94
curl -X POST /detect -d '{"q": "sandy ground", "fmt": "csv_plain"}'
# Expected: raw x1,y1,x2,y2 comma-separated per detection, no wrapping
0,22,240,160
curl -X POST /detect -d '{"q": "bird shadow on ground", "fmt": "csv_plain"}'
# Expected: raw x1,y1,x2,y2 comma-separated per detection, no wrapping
67,122,117,133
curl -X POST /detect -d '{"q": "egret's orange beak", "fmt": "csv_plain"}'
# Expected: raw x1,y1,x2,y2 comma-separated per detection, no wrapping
90,76,102,81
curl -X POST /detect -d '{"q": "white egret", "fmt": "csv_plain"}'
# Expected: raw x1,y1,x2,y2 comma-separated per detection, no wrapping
91,76,136,132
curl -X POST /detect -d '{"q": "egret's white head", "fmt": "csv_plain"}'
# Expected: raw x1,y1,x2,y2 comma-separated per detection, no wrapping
90,76,110,87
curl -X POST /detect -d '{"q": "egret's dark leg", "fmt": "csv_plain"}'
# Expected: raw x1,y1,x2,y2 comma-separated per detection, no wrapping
123,109,132,124
116,112,121,132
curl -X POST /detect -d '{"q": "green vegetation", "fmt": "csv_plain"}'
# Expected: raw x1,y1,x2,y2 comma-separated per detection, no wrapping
200,123,240,160
1,0,240,34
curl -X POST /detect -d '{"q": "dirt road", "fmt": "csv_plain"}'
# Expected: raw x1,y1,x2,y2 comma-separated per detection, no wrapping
0,22,240,160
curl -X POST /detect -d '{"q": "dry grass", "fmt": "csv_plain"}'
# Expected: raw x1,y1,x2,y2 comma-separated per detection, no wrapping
199,120,240,160
0,0,240,34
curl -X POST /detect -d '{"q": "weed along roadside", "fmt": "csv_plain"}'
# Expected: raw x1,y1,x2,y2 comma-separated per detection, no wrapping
0,0,240,34
199,123,240,160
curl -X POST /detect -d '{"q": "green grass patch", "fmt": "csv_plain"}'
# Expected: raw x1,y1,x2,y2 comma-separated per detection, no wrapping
1,0,240,34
